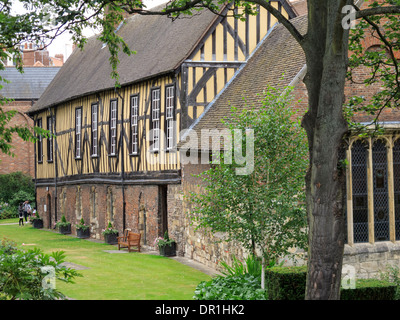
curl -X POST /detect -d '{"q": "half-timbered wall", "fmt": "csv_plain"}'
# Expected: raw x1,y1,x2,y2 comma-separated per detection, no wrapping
35,74,182,180
181,2,289,127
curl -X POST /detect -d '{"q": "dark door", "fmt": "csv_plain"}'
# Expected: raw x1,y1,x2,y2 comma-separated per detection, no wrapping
158,185,168,237
47,194,52,229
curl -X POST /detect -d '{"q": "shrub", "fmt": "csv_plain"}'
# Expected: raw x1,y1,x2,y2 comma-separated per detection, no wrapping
265,265,398,300
0,172,34,204
341,279,397,300
265,265,307,300
0,237,82,300
193,274,267,300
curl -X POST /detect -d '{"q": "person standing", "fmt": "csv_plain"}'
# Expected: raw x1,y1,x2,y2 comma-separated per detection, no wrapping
18,202,24,226
23,200,31,222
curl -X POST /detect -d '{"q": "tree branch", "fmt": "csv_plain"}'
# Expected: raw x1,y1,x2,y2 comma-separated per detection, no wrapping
355,5,400,19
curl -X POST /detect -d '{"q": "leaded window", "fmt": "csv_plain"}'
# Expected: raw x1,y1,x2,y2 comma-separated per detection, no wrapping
394,139,400,240
351,140,369,243
372,140,390,241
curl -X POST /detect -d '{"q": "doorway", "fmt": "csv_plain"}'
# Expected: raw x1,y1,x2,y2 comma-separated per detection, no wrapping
47,194,52,229
158,185,168,237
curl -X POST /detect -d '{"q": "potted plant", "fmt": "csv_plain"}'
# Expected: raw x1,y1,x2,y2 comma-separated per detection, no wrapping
154,231,176,257
76,218,90,239
56,215,71,234
102,222,118,244
30,212,43,229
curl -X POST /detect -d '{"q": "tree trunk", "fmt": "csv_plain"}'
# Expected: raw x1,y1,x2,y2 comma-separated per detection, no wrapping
301,0,351,300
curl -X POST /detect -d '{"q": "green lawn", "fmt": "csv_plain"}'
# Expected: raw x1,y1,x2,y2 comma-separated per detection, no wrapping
0,221,211,300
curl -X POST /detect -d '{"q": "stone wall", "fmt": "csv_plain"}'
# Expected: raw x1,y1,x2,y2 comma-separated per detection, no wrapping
343,242,400,280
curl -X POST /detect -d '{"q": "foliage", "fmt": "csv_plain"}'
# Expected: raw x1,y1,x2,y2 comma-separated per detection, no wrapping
0,237,81,300
29,210,42,222
154,230,176,249
346,0,400,134
265,265,398,300
188,86,308,268
193,274,267,300
9,190,35,209
265,265,307,300
55,215,71,228
75,218,89,231
219,254,263,278
102,221,118,235
379,264,400,299
0,202,15,219
0,172,34,205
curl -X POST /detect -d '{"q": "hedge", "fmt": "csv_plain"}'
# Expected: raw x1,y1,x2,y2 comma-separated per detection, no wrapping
265,266,397,300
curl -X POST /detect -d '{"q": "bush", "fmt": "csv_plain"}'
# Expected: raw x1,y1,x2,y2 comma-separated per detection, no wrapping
0,202,16,219
9,190,35,209
193,274,267,300
265,265,307,300
265,265,398,300
341,279,397,300
0,237,82,300
0,172,34,204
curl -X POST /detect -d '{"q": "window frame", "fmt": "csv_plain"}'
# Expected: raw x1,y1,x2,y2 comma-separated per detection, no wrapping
75,107,82,159
36,117,43,163
109,99,118,157
46,115,53,163
91,102,99,157
130,94,139,156
150,87,161,153
165,84,176,151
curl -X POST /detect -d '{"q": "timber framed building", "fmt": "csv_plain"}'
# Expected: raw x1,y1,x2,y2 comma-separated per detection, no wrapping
28,1,297,253
28,0,400,277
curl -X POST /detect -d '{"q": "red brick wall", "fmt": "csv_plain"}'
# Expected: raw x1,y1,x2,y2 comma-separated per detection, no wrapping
36,183,163,246
0,101,35,177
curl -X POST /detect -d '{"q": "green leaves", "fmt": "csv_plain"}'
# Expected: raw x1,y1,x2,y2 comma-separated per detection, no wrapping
0,238,82,300
187,86,309,267
347,0,400,134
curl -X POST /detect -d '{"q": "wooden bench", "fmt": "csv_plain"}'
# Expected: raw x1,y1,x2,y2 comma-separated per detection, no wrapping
117,229,141,252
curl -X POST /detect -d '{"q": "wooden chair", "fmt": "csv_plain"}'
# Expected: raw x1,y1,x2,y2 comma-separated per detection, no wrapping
117,230,141,252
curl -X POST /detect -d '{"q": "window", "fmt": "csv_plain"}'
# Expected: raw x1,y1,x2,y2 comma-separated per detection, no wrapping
109,99,118,156
351,140,369,243
47,116,53,162
347,136,399,244
165,85,175,150
91,103,98,157
151,88,160,152
37,118,43,163
75,107,82,159
130,95,139,155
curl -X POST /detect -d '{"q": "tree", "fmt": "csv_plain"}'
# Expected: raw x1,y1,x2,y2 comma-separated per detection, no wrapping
2,0,400,299
188,87,309,289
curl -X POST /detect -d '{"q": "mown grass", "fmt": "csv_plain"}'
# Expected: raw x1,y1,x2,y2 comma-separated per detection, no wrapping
0,222,211,300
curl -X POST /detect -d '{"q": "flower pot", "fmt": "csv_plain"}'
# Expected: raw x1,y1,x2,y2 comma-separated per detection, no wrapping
59,224,71,235
104,233,118,245
77,228,90,239
32,219,43,229
159,242,176,257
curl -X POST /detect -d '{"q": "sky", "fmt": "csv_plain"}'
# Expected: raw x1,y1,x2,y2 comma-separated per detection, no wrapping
11,0,168,61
